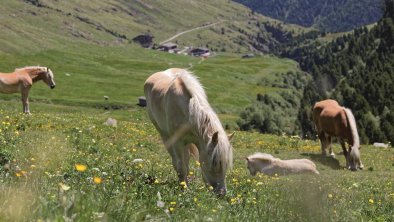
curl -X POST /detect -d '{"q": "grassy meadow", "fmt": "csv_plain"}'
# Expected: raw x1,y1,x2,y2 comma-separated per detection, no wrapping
0,101,393,221
0,1,393,221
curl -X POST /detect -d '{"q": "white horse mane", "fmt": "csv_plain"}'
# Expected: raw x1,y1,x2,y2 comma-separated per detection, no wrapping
343,108,360,148
173,69,233,171
248,152,275,161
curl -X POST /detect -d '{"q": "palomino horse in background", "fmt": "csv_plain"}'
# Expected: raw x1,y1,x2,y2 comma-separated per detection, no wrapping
312,99,363,171
144,68,233,196
0,66,56,114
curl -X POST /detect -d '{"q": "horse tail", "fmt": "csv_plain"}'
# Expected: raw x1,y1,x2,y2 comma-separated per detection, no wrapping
343,108,361,169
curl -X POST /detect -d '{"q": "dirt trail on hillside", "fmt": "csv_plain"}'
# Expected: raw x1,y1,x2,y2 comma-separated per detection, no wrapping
159,21,225,45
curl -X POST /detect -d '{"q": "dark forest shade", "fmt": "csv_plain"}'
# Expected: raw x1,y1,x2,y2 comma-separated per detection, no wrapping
234,0,383,32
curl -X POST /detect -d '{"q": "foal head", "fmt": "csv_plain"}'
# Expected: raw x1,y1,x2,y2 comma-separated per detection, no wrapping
245,153,275,176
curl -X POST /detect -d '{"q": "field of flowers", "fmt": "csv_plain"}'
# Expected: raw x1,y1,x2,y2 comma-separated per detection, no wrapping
0,102,393,221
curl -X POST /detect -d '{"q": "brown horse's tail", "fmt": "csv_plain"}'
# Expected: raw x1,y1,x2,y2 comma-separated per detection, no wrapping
343,108,361,170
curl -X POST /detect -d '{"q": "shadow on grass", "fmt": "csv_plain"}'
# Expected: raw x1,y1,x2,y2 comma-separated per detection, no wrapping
301,153,341,170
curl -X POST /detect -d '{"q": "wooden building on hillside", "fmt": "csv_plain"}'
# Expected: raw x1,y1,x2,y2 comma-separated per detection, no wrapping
158,42,178,52
189,47,210,57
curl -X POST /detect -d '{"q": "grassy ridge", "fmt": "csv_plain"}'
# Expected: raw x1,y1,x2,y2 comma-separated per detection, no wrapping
0,103,392,221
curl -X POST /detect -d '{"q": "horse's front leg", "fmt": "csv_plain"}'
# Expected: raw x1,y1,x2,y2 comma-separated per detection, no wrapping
21,88,31,114
358,158,364,170
168,142,190,185
339,139,349,168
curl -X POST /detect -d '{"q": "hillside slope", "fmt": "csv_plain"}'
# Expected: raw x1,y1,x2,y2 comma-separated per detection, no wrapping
235,0,383,32
0,0,305,55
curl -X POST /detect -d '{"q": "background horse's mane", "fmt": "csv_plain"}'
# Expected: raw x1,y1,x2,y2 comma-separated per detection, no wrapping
343,108,360,148
248,152,275,161
15,66,46,71
173,69,233,171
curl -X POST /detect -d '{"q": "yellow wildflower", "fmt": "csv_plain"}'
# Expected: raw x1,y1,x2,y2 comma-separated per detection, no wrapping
170,201,176,205
75,163,87,172
369,199,374,204
195,161,201,167
169,207,175,212
94,177,103,184
328,194,333,199
180,181,187,188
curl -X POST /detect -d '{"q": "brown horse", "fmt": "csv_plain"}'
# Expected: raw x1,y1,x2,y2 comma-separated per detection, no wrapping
0,66,56,113
312,99,363,171
144,68,233,196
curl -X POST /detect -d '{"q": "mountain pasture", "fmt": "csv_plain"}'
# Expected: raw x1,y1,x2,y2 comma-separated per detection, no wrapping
0,0,393,221
0,102,393,221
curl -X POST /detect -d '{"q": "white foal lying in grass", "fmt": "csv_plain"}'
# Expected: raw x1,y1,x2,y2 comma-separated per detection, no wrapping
246,153,319,176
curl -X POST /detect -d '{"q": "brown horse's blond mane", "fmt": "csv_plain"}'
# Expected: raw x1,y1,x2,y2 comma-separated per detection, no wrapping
15,66,46,72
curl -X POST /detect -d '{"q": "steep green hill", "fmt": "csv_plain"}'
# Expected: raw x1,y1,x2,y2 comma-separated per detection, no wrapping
235,0,383,32
0,0,305,55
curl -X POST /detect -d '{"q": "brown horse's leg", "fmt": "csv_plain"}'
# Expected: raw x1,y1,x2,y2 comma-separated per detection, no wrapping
318,132,328,156
326,135,335,157
339,139,349,168
21,88,31,114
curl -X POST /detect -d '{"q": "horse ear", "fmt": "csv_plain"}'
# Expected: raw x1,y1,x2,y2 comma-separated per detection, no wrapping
211,131,219,146
245,157,250,162
228,132,235,141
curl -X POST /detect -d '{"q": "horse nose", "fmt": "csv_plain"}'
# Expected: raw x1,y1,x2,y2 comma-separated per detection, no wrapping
50,85,56,89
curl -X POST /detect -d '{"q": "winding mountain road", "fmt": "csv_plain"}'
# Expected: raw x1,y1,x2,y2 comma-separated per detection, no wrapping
159,21,225,45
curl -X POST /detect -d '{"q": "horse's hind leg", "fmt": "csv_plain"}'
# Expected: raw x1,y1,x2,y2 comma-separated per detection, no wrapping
318,132,328,156
326,135,335,157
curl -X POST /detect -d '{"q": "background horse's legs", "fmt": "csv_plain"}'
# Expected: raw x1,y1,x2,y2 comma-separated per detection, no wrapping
339,139,349,168
318,132,328,156
326,135,335,157
21,88,31,114
168,142,190,184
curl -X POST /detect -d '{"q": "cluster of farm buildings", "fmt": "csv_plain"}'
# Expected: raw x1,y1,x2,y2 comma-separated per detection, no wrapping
132,34,210,57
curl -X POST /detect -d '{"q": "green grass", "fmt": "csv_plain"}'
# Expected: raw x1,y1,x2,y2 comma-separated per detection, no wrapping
0,42,301,128
0,102,392,221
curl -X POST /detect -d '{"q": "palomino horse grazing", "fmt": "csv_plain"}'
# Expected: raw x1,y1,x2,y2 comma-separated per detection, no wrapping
0,66,56,114
144,68,233,196
312,99,363,171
